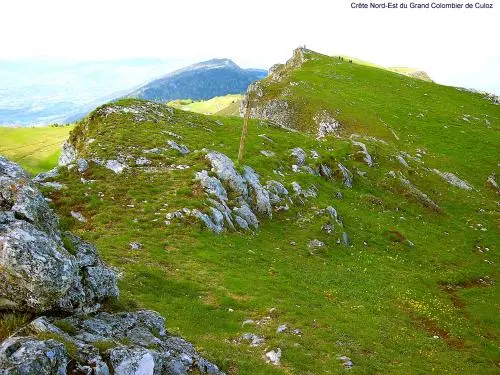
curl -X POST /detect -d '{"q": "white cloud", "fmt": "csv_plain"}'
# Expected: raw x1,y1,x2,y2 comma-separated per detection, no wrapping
1,0,499,93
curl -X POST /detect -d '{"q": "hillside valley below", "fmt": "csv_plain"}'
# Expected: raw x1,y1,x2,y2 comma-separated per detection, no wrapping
0,48,499,374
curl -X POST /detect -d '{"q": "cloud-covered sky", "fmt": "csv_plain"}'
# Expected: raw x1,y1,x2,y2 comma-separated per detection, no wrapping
2,0,499,93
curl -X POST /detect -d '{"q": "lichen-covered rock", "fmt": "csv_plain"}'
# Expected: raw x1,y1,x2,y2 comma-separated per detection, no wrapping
205,151,248,197
167,140,190,155
433,169,473,191
351,140,373,167
195,171,228,203
243,167,272,217
76,158,89,173
338,163,353,188
58,140,77,167
0,337,68,375
5,311,224,375
314,110,341,138
290,148,307,166
233,204,258,230
105,160,126,174
0,157,118,314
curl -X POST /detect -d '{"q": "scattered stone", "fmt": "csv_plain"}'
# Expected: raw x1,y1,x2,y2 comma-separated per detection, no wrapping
342,232,350,247
76,158,89,173
314,110,341,138
486,172,498,190
258,134,274,143
290,147,307,166
396,154,409,168
292,329,303,336
33,167,59,183
40,181,65,190
277,324,288,333
135,156,151,166
338,355,354,369
71,210,87,223
105,159,126,174
260,150,275,157
308,239,325,249
319,164,332,179
398,173,440,211
240,333,265,347
242,319,255,326
310,150,320,159
130,241,142,250
265,348,281,366
164,130,183,139
433,169,473,191
167,140,190,155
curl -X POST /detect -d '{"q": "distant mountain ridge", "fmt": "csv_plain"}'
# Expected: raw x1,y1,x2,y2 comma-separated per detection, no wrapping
126,58,267,102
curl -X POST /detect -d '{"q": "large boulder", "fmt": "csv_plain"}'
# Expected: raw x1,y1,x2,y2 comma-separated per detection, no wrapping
0,157,118,314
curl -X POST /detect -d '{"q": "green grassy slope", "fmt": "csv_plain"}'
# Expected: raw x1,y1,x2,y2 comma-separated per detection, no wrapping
27,66,499,375
168,94,243,116
247,49,498,190
0,126,73,174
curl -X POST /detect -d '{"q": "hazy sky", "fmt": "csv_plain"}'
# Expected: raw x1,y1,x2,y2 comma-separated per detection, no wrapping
2,0,499,93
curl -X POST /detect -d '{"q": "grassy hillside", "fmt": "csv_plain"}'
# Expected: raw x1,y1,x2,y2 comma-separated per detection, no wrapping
27,55,500,375
168,94,243,116
0,125,73,174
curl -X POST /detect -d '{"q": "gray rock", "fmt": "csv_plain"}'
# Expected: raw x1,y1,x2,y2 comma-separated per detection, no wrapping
39,182,65,190
266,180,289,205
398,173,440,211
326,206,338,221
71,210,87,223
277,324,288,333
319,164,332,179
77,158,89,173
33,167,59,183
0,157,118,314
233,215,250,230
130,241,142,250
105,160,126,174
314,111,341,138
243,167,272,217
260,150,275,157
58,140,77,166
338,355,354,369
433,169,473,191
205,151,248,197
486,173,498,190
342,232,350,247
135,157,151,166
6,311,224,375
396,154,409,168
195,170,228,203
308,239,325,249
290,148,306,166
240,333,265,347
265,348,281,366
0,337,68,375
233,204,258,230
192,209,223,234
338,163,353,188
351,140,373,167
167,140,190,155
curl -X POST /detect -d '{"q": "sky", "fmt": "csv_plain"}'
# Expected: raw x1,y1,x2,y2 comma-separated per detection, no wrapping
1,0,499,94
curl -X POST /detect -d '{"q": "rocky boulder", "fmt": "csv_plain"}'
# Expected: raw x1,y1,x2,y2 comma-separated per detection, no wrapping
2,311,224,375
0,157,118,314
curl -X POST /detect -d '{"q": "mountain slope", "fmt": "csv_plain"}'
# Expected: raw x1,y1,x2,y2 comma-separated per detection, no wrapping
128,58,267,102
5,48,499,374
